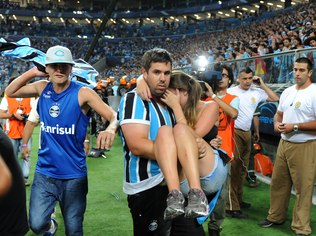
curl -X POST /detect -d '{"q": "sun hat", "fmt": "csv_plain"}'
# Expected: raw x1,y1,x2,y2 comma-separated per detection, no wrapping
45,45,75,65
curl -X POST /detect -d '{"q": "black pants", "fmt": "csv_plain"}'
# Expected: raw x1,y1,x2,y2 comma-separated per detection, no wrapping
128,185,170,236
128,185,205,236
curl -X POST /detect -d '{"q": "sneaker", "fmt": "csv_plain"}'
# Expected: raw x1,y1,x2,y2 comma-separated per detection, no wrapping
51,207,56,219
24,178,30,186
43,218,58,236
240,201,251,209
164,189,185,220
258,218,284,228
185,188,209,218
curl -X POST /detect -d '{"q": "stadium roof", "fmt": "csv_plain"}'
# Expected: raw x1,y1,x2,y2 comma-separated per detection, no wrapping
0,0,305,25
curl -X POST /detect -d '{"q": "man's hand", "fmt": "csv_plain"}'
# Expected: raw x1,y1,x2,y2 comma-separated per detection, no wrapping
274,121,285,133
210,135,222,149
204,82,215,97
275,123,296,134
196,137,207,159
253,75,263,86
12,112,25,121
31,66,49,78
136,75,152,101
96,130,116,150
84,141,90,155
253,131,260,143
21,146,30,161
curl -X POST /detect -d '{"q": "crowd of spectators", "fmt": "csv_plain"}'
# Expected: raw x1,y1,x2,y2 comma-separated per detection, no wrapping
1,1,316,94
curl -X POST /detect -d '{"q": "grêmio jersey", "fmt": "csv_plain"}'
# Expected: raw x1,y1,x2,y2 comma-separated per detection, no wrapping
118,91,175,195
36,81,90,179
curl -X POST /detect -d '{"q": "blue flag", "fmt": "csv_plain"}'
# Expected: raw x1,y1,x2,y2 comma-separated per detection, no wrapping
0,38,98,88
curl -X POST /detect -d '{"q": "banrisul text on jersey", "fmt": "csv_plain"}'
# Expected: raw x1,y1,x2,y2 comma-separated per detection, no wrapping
40,122,75,135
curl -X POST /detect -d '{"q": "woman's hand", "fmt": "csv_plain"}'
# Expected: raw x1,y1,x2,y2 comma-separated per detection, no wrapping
161,89,181,110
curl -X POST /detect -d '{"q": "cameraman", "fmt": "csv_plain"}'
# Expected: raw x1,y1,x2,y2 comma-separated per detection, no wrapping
201,64,240,236
0,93,33,186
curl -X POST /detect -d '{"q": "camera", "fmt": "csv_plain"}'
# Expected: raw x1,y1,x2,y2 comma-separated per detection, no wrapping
21,114,29,119
194,70,222,92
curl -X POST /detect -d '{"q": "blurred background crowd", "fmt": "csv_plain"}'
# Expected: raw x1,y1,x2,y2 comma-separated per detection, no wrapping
0,0,316,95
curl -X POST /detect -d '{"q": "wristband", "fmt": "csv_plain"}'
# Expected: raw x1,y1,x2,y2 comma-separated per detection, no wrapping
212,94,217,99
22,144,28,148
84,140,90,143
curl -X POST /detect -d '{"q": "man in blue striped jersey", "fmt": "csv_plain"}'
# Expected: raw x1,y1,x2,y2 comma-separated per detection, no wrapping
118,48,174,235
119,48,206,236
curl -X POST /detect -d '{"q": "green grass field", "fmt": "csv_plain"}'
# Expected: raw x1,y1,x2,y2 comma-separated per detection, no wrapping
24,127,315,236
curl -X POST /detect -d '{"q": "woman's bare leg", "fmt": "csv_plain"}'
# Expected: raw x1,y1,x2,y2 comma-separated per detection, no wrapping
155,125,180,191
173,123,201,190
155,125,185,220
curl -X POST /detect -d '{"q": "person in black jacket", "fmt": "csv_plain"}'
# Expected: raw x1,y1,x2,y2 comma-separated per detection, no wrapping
0,128,29,236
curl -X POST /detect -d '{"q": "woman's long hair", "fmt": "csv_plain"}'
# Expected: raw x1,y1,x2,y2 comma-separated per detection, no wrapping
169,71,202,128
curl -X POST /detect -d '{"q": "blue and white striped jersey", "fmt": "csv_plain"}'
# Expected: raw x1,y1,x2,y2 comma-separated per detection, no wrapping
118,91,174,194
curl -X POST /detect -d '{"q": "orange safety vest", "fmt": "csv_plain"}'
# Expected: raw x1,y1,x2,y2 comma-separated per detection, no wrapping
206,93,237,158
4,96,32,139
218,93,237,158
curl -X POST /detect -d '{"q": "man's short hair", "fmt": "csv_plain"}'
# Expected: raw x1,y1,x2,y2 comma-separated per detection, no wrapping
141,48,172,72
295,57,313,71
239,67,253,75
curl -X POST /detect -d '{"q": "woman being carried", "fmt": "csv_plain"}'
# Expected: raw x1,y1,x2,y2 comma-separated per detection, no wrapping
138,71,228,220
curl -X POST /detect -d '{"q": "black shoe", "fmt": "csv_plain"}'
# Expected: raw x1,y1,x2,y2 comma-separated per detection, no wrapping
259,218,284,228
240,201,251,209
225,210,248,219
248,179,260,188
208,228,220,236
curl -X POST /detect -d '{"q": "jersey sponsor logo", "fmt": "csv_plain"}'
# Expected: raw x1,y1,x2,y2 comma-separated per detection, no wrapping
49,105,60,117
40,122,75,135
43,91,52,99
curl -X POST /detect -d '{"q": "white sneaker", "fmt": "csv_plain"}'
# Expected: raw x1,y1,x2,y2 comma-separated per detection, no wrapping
51,207,56,218
43,218,58,236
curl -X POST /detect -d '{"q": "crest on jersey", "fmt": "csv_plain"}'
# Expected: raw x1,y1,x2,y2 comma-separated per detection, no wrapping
49,104,60,118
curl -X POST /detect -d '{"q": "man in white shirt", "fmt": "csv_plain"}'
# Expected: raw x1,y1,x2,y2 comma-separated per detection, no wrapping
226,67,279,218
260,57,316,236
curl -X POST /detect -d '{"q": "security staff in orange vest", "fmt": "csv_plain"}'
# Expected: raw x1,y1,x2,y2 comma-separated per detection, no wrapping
0,94,32,185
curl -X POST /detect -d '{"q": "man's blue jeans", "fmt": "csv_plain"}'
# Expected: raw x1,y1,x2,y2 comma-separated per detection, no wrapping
29,172,88,236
